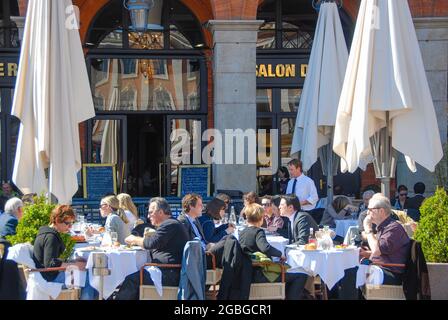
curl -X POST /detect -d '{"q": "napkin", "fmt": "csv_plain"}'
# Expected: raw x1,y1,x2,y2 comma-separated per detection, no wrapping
145,266,163,297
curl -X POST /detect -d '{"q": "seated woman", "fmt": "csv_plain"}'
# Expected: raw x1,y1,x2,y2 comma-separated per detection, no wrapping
98,195,131,245
32,205,97,300
198,198,235,243
320,196,358,228
117,193,139,232
239,203,309,300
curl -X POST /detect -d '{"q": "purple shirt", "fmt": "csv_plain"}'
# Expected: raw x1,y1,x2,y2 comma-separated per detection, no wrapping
372,216,410,274
262,214,284,229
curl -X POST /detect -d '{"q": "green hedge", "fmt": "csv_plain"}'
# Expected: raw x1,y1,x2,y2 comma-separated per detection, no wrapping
414,188,448,263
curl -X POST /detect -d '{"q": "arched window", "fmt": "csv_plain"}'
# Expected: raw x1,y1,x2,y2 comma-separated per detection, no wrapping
87,0,205,50
257,0,353,50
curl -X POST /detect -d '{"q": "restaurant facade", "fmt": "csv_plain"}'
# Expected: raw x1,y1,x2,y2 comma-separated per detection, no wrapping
0,0,447,199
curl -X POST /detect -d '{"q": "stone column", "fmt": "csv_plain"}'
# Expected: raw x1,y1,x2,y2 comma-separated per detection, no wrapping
396,17,448,194
208,20,263,194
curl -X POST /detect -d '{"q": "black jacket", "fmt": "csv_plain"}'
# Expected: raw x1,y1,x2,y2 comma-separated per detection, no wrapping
239,226,282,258
291,211,320,245
217,235,252,300
403,240,431,300
32,226,65,281
0,239,24,299
404,195,425,210
144,218,189,285
178,213,207,243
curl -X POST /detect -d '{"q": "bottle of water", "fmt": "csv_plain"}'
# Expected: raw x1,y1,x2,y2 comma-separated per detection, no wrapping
229,206,237,225
238,212,246,226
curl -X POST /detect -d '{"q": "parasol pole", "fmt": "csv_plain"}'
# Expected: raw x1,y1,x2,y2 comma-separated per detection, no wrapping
381,111,391,198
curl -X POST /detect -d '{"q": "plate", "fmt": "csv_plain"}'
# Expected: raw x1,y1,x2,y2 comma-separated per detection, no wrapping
301,249,322,252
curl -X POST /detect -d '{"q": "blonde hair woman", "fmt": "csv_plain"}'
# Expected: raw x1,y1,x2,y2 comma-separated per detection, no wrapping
117,193,139,231
99,195,130,244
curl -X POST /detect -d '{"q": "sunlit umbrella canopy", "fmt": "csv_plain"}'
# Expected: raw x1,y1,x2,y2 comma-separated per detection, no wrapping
12,0,96,203
291,1,348,202
333,0,443,196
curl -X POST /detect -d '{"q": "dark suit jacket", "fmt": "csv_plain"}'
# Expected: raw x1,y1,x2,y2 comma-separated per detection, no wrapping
178,213,207,243
217,235,252,300
143,218,189,266
404,195,425,210
0,213,18,238
292,211,320,245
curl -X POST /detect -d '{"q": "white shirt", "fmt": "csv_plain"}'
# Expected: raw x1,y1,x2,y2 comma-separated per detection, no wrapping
124,210,137,232
286,174,319,211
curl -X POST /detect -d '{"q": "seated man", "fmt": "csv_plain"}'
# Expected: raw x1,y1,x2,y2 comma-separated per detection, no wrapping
361,193,411,285
278,195,319,245
0,198,23,238
260,195,284,233
239,203,309,300
116,197,189,300
178,193,225,268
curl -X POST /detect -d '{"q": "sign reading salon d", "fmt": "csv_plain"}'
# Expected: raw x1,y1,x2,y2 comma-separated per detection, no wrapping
256,58,308,87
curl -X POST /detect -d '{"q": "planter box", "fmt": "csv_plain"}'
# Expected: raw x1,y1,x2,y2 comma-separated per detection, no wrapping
427,262,448,300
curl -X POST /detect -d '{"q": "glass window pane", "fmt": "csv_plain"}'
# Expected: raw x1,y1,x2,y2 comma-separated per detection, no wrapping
91,119,122,165
257,89,273,113
170,25,193,49
257,22,276,49
91,58,201,111
257,118,274,195
168,119,202,195
96,29,123,49
280,88,301,113
9,115,19,177
280,117,296,168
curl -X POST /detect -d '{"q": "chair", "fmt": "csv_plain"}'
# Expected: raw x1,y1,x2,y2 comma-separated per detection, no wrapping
139,263,181,300
205,252,222,300
361,263,406,300
249,261,286,300
308,208,324,226
21,266,81,300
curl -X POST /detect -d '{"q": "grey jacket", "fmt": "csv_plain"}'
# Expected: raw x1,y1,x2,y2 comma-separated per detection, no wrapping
177,240,206,300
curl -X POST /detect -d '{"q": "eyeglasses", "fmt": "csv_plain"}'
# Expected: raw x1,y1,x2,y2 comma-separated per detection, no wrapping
99,203,108,209
399,193,408,197
367,207,382,212
63,221,74,226
261,203,272,207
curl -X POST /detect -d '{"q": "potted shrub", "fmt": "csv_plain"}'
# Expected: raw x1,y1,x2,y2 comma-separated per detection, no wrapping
6,195,75,261
414,187,448,300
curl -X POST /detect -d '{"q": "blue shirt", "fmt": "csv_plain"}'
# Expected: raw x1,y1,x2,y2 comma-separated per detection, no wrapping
186,214,207,251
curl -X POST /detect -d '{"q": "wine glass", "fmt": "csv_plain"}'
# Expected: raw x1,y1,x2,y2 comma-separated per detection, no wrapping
110,232,118,244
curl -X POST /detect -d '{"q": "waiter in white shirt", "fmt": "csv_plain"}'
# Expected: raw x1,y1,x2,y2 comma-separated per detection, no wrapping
286,159,319,211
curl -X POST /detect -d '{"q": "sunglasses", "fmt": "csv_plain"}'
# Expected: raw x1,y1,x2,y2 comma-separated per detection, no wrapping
99,203,108,208
261,203,272,207
63,221,74,226
399,193,408,196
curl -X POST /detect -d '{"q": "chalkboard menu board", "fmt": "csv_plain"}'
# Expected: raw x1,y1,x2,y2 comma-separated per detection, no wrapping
177,165,211,198
82,164,117,200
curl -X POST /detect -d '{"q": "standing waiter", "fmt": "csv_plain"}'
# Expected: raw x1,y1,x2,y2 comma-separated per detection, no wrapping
286,159,319,212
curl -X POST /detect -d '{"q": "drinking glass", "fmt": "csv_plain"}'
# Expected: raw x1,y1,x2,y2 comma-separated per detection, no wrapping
110,232,118,243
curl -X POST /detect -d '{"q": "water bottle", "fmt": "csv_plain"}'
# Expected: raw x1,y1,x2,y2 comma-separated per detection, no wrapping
238,213,246,226
229,206,237,225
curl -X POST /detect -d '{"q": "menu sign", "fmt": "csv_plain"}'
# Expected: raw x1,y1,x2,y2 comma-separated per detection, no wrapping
177,165,211,198
82,164,117,200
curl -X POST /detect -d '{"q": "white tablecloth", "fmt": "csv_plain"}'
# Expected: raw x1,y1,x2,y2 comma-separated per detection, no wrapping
73,245,148,299
335,220,358,238
286,248,360,290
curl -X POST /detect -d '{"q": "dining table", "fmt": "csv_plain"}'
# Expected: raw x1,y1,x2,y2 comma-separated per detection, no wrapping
72,240,148,299
286,246,360,290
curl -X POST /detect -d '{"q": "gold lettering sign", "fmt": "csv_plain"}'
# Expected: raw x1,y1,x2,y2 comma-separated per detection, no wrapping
256,63,307,78
0,62,18,77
